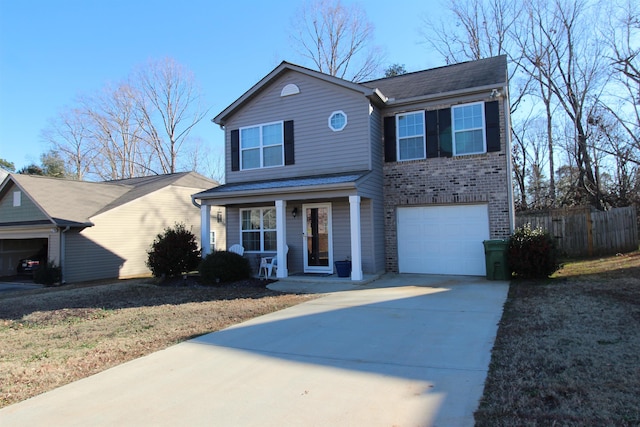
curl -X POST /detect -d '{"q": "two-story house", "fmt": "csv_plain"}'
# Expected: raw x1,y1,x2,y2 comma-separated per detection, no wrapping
193,55,514,281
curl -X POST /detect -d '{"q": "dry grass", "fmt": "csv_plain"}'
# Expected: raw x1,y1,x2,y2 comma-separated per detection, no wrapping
0,278,315,408
475,251,640,426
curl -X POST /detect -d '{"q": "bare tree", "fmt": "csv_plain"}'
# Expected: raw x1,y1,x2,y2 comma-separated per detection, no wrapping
81,83,150,180
513,0,559,203
600,0,640,158
41,107,97,180
43,58,212,181
422,0,519,63
290,0,383,81
550,1,607,209
133,58,208,174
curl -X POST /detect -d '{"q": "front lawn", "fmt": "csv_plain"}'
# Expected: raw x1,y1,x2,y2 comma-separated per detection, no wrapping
475,251,640,426
0,279,314,408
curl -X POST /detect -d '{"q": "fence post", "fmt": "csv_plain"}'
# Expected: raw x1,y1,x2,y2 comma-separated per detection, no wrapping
585,208,594,257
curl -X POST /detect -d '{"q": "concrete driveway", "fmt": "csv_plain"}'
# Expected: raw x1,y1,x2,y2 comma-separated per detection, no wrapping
0,278,42,293
0,274,509,427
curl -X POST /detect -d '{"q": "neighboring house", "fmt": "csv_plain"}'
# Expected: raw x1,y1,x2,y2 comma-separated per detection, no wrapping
193,56,514,280
0,172,225,282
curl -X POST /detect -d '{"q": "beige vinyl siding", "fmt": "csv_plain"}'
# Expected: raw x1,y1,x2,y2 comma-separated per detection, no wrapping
0,183,48,223
64,185,225,283
225,206,241,248
225,71,373,183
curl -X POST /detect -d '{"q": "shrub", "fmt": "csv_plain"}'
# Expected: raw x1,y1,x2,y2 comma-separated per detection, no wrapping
199,251,252,284
33,262,62,287
507,224,560,279
146,223,200,279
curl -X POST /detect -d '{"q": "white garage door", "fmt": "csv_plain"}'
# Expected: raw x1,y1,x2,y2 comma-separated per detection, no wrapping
397,204,490,275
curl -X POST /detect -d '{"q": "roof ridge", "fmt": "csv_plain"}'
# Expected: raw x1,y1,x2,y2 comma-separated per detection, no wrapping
361,55,507,85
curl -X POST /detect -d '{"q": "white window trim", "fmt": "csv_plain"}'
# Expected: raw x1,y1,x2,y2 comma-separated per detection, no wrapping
452,102,487,156
328,110,347,132
396,111,426,161
240,207,277,253
239,121,284,170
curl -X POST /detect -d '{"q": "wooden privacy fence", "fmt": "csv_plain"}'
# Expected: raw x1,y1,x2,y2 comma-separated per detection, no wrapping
516,206,639,257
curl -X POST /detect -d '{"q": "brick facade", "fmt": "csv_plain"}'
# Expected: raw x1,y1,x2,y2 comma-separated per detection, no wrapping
382,99,512,273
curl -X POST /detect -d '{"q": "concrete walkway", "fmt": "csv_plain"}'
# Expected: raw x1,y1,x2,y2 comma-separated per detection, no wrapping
0,274,509,427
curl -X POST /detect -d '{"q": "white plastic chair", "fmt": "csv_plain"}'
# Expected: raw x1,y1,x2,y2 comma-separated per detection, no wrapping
228,244,244,256
259,245,289,278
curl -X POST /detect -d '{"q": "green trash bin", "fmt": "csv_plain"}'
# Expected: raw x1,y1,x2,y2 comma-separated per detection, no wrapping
483,240,511,280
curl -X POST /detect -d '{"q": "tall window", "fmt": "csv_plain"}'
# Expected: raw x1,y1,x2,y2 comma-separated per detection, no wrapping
241,208,276,252
396,112,425,161
452,102,486,155
240,122,284,170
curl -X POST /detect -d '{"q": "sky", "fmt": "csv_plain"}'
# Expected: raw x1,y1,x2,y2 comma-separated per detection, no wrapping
0,0,446,172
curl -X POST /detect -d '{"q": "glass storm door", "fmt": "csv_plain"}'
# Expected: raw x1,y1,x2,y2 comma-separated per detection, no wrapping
303,203,333,273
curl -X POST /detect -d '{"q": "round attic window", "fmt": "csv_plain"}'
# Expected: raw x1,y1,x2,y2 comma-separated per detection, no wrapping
328,110,347,131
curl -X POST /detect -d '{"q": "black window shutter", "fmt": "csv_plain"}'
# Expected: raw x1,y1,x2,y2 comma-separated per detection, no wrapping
425,110,438,158
438,108,452,157
485,101,501,152
231,129,240,171
284,120,295,165
383,116,397,162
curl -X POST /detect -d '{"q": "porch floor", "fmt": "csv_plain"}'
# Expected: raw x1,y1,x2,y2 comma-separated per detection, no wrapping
263,271,382,294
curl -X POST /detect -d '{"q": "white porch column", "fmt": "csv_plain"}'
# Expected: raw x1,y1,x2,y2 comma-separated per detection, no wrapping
349,195,363,281
200,204,211,257
275,199,288,278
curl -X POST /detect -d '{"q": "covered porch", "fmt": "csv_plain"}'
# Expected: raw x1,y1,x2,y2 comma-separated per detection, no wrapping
193,172,377,282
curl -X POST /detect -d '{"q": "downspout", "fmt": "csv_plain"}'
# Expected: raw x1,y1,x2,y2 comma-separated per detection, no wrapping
60,226,70,283
191,195,201,208
503,84,516,234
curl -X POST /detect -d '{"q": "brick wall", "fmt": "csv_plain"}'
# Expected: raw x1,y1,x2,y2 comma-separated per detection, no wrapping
382,103,513,273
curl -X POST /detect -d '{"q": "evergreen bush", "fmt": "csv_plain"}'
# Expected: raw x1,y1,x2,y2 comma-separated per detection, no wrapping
146,223,200,279
507,224,560,279
199,251,252,284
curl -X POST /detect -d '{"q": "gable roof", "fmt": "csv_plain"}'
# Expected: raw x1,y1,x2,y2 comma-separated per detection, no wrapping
213,55,508,125
213,61,388,126
0,172,217,228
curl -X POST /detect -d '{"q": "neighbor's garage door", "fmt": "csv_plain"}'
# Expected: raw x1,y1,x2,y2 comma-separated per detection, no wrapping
397,204,490,275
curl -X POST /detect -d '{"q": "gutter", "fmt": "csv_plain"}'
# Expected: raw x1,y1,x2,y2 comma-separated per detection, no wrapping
191,195,201,208
383,83,506,107
60,226,70,284
194,180,359,202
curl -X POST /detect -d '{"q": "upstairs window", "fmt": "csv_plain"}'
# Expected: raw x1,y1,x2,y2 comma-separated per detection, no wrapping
241,208,276,252
328,111,347,131
452,102,486,155
396,112,425,161
240,122,284,170
383,101,500,163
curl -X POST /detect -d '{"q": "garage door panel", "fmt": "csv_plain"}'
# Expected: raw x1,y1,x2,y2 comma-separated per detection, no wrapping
397,205,489,276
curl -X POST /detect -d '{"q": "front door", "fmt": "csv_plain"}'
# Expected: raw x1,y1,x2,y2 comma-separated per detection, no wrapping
303,203,333,273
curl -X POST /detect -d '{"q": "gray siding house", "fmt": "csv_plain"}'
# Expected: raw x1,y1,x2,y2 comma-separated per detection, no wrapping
0,172,225,282
194,56,514,280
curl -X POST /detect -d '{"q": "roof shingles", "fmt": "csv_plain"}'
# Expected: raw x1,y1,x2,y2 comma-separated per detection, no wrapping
2,172,216,227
